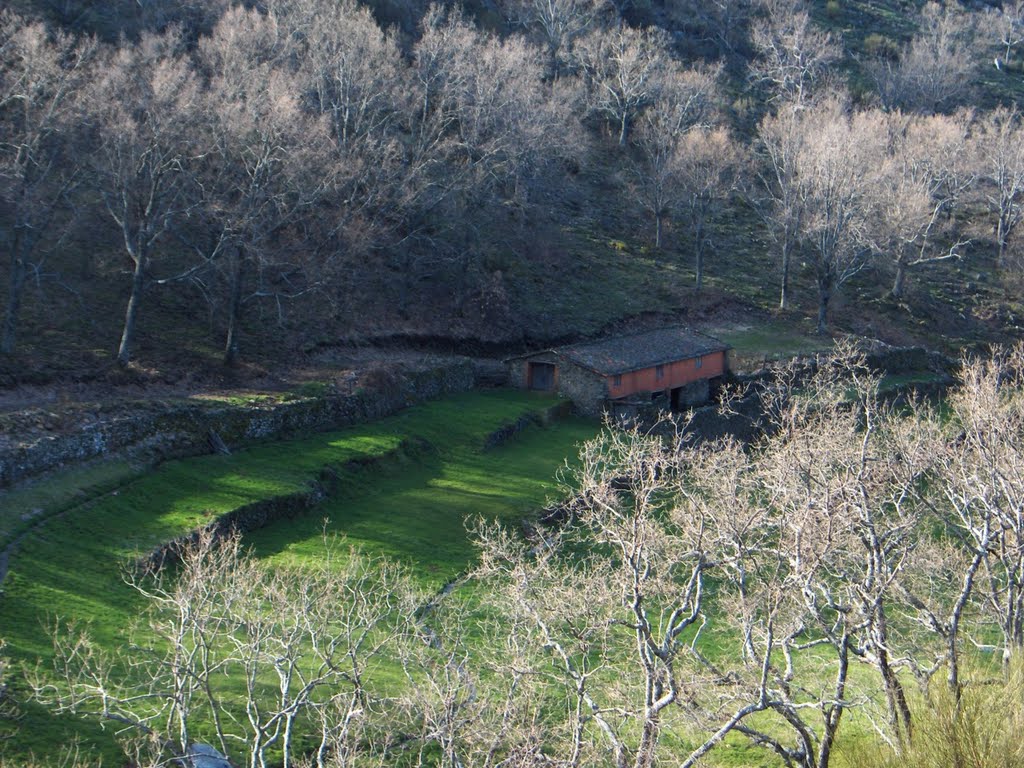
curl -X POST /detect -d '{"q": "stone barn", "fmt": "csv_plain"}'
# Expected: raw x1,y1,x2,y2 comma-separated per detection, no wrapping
508,327,730,417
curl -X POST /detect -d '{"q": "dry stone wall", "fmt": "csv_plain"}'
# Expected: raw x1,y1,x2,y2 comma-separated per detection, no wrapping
0,362,475,488
136,439,423,574
137,402,570,573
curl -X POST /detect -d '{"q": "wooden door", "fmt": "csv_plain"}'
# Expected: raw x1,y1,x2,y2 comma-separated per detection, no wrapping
528,362,555,391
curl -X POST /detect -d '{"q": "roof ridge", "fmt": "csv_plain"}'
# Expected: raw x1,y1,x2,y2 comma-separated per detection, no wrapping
559,324,702,349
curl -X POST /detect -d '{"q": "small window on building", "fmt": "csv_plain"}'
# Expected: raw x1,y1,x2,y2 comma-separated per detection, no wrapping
613,374,622,387
655,364,664,380
695,356,703,369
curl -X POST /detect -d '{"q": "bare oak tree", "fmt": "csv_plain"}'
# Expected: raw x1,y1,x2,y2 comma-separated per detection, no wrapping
795,99,884,333
749,0,839,106
935,346,1024,671
198,6,333,365
503,0,602,78
756,101,808,310
869,1,979,114
974,107,1024,267
83,30,199,366
408,6,569,298
630,66,720,249
473,425,740,768
472,413,886,768
872,110,974,298
295,0,406,150
575,25,672,146
991,0,1024,67
35,531,420,768
676,126,742,292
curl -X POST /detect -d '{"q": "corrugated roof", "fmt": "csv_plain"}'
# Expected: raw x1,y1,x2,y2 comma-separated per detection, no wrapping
556,327,728,376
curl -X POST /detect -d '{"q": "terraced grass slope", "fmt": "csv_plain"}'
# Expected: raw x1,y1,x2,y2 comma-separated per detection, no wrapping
0,390,597,763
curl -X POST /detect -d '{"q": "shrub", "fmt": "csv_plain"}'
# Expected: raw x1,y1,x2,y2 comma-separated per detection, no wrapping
852,661,1024,768
864,33,900,60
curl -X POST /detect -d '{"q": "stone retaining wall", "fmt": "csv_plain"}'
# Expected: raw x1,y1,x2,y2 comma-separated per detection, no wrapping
137,400,568,573
0,362,475,489
483,401,573,449
136,440,426,573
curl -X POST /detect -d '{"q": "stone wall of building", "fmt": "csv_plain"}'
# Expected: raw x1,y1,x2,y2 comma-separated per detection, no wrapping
676,378,710,408
557,361,608,417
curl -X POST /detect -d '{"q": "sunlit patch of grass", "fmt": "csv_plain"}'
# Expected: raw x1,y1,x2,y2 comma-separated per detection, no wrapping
711,318,833,371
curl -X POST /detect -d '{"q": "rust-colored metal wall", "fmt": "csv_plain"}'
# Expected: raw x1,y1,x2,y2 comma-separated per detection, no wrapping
606,350,726,399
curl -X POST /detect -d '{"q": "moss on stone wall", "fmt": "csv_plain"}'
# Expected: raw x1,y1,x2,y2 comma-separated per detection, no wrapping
0,362,475,488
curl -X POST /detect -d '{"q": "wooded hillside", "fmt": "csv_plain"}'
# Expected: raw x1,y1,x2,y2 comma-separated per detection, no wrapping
3,0,1024,381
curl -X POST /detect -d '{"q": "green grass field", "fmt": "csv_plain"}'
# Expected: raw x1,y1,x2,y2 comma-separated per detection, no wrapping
0,390,597,763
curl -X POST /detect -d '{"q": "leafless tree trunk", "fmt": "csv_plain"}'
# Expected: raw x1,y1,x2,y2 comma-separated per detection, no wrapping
504,0,601,78
575,25,671,147
868,2,979,114
630,68,720,250
676,127,742,291
84,31,199,366
991,0,1024,66
870,110,974,299
974,108,1024,268
197,5,335,365
757,102,807,310
34,530,419,768
793,100,883,333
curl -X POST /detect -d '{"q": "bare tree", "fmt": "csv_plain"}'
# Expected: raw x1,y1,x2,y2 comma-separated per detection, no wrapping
664,0,754,57
574,25,672,146
795,100,884,333
503,0,602,78
472,384,941,768
0,13,94,354
937,347,1024,671
471,418,871,768
83,30,199,366
749,0,840,106
474,424,729,768
871,110,975,298
630,66,720,249
271,0,427,311
294,0,406,149
869,1,980,114
722,461,862,768
406,6,569,298
992,0,1024,67
974,107,1024,267
676,126,742,292
35,531,420,768
0,639,18,743
396,590,559,768
197,6,334,365
756,101,808,310
748,352,949,749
